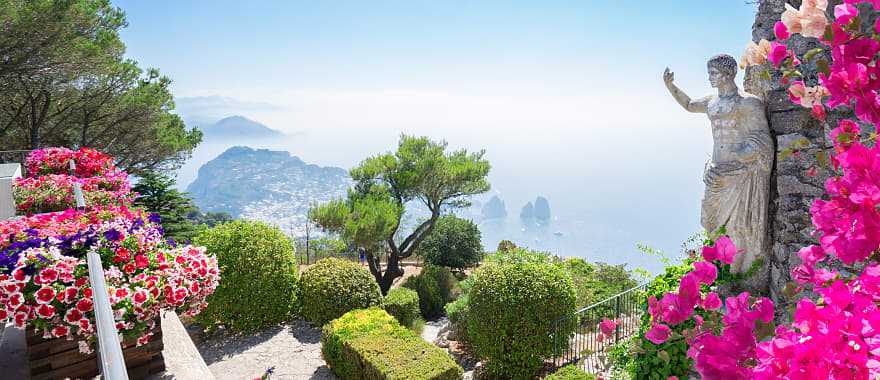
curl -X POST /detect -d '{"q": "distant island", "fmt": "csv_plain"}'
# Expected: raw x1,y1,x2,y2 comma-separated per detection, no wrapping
186,146,350,235
199,115,284,141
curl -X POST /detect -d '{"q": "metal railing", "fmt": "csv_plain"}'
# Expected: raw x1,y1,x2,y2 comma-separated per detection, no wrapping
69,159,129,379
550,283,647,374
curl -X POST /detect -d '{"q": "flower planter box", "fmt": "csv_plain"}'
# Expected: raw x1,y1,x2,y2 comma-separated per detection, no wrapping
26,324,165,380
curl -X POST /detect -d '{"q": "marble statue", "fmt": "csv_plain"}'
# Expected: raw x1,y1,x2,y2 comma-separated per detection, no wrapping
663,54,773,273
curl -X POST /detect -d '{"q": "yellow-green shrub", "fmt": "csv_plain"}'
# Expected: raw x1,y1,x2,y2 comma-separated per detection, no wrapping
300,258,383,326
193,220,298,332
383,287,420,328
544,365,596,380
321,308,463,380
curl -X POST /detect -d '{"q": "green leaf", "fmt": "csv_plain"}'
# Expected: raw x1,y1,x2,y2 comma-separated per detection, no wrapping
816,150,829,168
817,59,830,76
803,47,824,62
823,25,834,42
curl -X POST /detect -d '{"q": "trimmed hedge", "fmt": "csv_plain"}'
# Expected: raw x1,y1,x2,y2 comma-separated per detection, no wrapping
401,264,457,319
384,288,420,328
467,261,577,379
300,258,383,326
193,220,298,333
321,308,463,380
544,365,596,380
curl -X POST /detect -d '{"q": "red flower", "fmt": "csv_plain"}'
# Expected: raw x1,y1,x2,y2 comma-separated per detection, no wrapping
75,277,89,287
133,289,148,306
123,263,136,274
0,309,8,320
65,308,82,324
36,304,56,318
113,247,131,264
75,298,93,313
135,254,149,269
38,268,59,283
52,325,69,338
35,287,56,304
6,293,23,309
82,288,92,298
12,269,26,282
78,318,91,333
115,288,129,299
14,312,27,328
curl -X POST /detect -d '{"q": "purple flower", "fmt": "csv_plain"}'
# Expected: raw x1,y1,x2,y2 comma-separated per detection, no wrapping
103,229,121,242
148,213,161,224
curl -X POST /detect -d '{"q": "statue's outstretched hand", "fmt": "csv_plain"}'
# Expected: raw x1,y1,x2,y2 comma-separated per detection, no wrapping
663,68,674,86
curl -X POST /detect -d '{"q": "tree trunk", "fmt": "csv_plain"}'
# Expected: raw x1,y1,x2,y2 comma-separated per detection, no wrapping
378,254,404,295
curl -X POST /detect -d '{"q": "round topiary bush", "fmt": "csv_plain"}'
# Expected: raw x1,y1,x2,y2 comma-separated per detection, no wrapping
383,288,420,328
418,215,483,271
300,257,383,326
467,261,577,379
193,220,299,332
544,365,596,380
401,264,457,319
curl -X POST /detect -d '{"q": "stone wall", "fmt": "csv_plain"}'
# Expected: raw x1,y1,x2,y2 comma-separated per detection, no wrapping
745,0,845,320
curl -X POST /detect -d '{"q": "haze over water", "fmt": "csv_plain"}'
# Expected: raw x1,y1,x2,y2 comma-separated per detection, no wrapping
116,0,760,275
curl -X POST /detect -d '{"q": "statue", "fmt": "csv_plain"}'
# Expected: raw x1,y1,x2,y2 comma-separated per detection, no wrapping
663,54,773,274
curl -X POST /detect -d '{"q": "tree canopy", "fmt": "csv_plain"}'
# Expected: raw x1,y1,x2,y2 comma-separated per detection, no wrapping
310,135,490,293
0,0,201,174
418,215,484,271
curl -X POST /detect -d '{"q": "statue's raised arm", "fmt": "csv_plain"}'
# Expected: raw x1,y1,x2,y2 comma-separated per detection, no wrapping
663,67,710,114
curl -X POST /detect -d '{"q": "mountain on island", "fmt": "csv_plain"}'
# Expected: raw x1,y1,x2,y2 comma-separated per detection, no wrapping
200,116,284,140
186,146,350,235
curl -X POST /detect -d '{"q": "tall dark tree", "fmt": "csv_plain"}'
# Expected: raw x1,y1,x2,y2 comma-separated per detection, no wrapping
310,135,491,294
132,171,203,243
0,0,201,174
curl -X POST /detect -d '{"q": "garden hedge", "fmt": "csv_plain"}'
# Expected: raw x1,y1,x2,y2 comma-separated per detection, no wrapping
383,287,420,328
543,365,597,380
300,257,383,326
401,264,457,319
467,261,577,379
321,308,463,380
193,220,298,333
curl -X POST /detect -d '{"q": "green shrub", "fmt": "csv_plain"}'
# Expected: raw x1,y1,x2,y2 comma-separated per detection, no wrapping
418,215,483,271
444,271,478,340
300,258,383,326
565,258,637,309
544,365,596,380
401,264,457,319
193,220,298,333
321,308,463,380
384,288,420,328
467,261,577,379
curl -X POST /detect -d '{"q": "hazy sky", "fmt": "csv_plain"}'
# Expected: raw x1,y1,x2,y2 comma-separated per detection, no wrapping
112,1,762,269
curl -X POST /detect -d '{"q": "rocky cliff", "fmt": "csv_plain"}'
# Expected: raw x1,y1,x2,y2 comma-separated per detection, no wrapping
186,146,350,235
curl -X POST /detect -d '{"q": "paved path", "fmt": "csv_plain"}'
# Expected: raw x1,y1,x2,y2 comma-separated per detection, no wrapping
197,320,336,380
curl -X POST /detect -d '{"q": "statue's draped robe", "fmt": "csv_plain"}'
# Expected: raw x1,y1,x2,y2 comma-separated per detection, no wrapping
701,94,773,273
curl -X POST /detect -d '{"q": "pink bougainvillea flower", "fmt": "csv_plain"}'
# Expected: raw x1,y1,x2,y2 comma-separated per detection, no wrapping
703,292,722,310
599,318,617,338
692,261,718,285
834,3,859,25
812,103,827,121
702,236,737,264
646,323,672,344
767,42,789,66
774,21,790,40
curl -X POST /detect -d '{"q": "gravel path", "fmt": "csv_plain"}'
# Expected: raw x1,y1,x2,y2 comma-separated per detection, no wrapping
196,320,336,380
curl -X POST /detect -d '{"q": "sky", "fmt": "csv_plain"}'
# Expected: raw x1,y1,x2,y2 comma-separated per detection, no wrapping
113,0,761,272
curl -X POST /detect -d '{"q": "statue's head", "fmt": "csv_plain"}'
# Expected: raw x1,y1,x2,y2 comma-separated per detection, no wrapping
707,54,737,88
